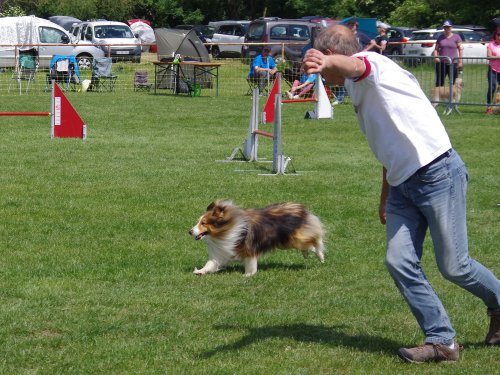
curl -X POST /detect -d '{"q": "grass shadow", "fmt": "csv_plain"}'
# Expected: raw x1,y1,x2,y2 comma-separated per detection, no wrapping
186,261,307,275
201,323,400,358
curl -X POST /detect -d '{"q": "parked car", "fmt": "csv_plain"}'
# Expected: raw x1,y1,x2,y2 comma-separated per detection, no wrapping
300,16,336,27
385,26,417,56
241,18,319,63
208,20,251,58
70,20,141,63
402,28,489,65
0,16,104,69
48,15,82,31
174,24,215,52
175,24,214,43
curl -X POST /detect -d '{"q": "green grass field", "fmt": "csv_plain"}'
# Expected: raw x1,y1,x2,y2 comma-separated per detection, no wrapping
0,88,498,374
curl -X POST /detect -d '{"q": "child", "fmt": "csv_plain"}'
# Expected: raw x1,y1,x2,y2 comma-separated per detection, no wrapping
287,71,316,99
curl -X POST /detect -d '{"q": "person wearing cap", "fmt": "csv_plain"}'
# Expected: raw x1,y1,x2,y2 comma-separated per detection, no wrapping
365,25,388,54
247,46,277,92
346,20,371,50
433,20,463,88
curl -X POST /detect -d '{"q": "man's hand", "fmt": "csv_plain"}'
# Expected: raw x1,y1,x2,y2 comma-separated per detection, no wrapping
379,201,387,225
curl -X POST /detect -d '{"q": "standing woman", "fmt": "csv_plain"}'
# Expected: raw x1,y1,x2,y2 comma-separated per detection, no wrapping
365,25,388,54
486,29,500,114
433,20,463,87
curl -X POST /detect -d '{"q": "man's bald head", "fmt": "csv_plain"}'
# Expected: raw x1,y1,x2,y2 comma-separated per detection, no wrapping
314,25,361,56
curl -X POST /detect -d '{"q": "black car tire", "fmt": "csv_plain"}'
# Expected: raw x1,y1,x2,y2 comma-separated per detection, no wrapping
211,46,220,59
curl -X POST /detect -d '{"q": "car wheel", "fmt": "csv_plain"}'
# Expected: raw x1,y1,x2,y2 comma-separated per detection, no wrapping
76,54,92,70
211,46,220,59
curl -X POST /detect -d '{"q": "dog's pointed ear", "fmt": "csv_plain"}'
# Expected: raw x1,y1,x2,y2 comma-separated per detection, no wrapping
207,202,215,211
213,206,225,218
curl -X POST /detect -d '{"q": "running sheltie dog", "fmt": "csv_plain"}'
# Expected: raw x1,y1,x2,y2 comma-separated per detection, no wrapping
189,200,325,276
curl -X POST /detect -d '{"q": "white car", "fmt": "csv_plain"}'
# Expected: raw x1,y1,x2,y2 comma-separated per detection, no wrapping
402,28,489,64
70,21,141,63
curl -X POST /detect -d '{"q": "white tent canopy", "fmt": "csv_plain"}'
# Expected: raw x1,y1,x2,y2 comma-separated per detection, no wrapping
130,21,155,51
0,16,41,51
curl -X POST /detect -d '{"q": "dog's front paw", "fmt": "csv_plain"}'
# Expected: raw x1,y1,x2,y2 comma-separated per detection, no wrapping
193,267,206,275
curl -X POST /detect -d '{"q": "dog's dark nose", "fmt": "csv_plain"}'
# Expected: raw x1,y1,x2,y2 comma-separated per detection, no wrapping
188,229,193,235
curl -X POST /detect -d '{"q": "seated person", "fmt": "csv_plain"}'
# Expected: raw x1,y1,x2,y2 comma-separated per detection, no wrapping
248,46,277,92
287,71,316,99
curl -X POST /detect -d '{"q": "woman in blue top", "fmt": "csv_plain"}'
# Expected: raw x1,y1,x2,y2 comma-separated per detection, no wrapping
248,46,277,92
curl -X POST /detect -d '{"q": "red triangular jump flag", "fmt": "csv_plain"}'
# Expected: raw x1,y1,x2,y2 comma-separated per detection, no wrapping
51,82,86,139
262,78,280,124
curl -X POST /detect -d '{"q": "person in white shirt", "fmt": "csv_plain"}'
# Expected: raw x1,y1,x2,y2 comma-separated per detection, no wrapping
303,24,500,364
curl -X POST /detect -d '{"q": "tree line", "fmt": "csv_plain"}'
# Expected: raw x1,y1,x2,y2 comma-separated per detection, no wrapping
0,0,498,30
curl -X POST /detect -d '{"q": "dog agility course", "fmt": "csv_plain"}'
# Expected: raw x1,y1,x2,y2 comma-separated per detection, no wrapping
0,70,498,374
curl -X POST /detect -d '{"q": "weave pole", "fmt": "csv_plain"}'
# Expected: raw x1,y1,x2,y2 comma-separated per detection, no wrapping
271,82,283,174
226,75,295,175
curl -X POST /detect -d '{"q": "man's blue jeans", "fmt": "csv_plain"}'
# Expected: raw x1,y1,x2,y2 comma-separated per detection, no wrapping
385,149,500,344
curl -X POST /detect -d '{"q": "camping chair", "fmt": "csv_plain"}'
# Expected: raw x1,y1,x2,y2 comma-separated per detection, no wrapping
246,72,277,96
9,53,38,95
90,57,117,92
246,76,261,95
46,55,81,91
133,71,152,92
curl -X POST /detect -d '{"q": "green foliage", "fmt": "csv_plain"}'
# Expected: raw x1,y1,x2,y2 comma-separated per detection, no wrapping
388,0,434,27
1,0,498,28
0,4,25,16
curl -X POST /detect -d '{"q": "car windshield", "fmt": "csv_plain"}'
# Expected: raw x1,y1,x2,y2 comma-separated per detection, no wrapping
460,31,486,41
198,26,215,38
94,26,133,39
411,32,442,41
402,29,417,37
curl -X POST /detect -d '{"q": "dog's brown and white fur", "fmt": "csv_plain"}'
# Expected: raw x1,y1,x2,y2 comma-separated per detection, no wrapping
189,200,325,276
431,77,464,114
494,91,500,114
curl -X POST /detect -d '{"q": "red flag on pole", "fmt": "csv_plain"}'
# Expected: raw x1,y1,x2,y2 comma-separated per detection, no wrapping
51,82,86,139
262,78,280,124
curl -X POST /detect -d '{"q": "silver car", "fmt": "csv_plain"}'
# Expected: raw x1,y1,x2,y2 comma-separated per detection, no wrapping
208,21,250,58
